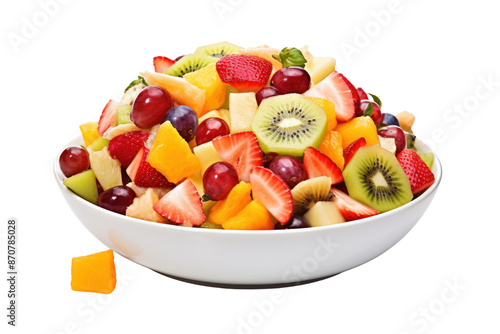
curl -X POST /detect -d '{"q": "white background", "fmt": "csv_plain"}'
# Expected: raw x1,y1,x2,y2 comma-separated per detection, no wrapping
1,0,499,333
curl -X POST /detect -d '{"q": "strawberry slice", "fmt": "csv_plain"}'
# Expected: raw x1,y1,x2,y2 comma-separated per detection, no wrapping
153,180,205,226
249,166,293,224
108,131,150,167
343,137,367,167
216,55,273,92
304,71,359,122
331,187,378,221
212,132,263,182
126,147,172,188
98,100,120,136
153,56,175,74
303,147,343,185
397,149,435,195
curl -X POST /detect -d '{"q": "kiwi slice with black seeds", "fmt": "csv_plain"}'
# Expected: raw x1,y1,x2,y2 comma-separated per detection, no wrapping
194,41,241,58
251,94,327,157
342,145,413,213
166,54,217,77
291,176,334,215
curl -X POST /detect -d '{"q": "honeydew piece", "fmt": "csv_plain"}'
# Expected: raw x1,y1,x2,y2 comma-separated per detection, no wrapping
303,201,345,227
63,169,99,204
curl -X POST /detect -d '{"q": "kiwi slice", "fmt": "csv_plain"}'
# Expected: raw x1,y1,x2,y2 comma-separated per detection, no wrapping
343,145,413,213
116,104,132,125
406,132,417,151
166,54,217,77
251,94,327,157
291,176,334,215
194,41,241,58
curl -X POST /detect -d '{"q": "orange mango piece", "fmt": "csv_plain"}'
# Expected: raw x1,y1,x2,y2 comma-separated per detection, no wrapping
208,181,252,225
222,200,274,230
147,121,201,184
318,130,345,170
71,249,116,294
79,122,100,147
304,96,337,132
184,64,226,116
334,116,379,149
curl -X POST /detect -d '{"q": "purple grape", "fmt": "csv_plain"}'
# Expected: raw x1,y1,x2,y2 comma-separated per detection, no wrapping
277,215,311,229
271,67,311,94
382,113,400,126
268,155,306,189
97,186,136,215
256,87,282,105
164,105,199,142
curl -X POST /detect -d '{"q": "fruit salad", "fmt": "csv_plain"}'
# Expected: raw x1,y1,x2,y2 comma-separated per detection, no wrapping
59,42,436,230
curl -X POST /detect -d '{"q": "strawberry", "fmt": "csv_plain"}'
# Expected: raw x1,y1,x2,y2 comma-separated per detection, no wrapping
343,137,367,167
331,187,378,221
126,147,172,188
108,131,150,167
303,147,343,185
153,56,175,74
153,180,205,226
397,149,435,195
98,100,120,136
216,55,273,92
304,71,359,122
212,132,263,182
249,166,293,224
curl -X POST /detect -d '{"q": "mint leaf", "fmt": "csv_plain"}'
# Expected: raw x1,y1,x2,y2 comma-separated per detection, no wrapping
124,76,148,93
363,103,373,117
273,47,307,68
368,93,382,108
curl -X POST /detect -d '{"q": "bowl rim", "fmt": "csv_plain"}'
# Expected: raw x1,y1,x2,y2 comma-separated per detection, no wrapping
54,136,442,237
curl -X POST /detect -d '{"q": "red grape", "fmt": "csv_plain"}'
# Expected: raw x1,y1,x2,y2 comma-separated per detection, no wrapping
59,147,90,177
203,162,238,201
262,152,279,168
378,126,407,155
275,215,311,229
97,185,136,215
359,100,383,125
268,155,306,189
164,105,198,142
256,87,282,105
131,86,172,128
271,67,311,94
195,118,230,145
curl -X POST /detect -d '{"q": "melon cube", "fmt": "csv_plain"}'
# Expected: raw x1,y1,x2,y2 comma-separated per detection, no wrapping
229,93,258,133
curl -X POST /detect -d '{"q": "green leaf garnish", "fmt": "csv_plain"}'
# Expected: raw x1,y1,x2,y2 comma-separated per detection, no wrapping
201,194,211,202
272,47,308,68
368,93,382,108
363,103,373,117
124,76,148,93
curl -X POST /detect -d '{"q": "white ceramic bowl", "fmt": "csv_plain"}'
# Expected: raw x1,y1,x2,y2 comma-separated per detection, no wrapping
55,136,442,288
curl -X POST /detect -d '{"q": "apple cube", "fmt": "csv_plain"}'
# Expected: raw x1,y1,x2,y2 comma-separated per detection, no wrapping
303,201,345,227
89,148,122,191
229,92,258,133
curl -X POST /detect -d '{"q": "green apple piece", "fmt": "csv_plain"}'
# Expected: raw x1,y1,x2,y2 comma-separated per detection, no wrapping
116,104,133,125
89,148,122,191
418,152,434,170
193,141,222,174
303,201,345,227
63,169,99,204
229,92,258,133
88,137,109,151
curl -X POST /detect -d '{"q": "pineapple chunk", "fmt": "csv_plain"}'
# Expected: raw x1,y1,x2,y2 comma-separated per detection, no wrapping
378,136,397,155
304,201,345,227
89,148,122,191
126,188,168,224
199,109,221,123
217,108,231,129
229,93,258,133
306,57,336,85
193,141,222,174
126,182,171,198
